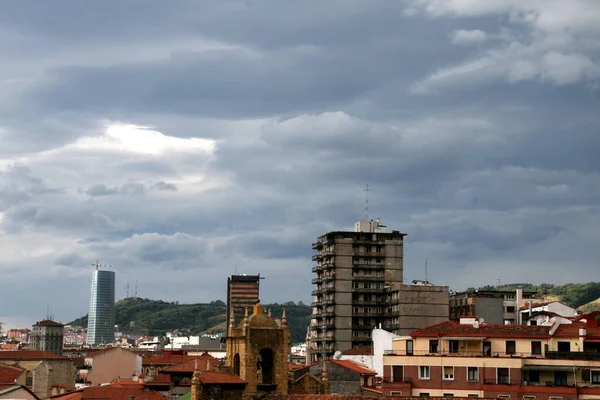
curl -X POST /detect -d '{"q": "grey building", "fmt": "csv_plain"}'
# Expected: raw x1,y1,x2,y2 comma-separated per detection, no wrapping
449,288,537,324
31,320,64,355
86,269,116,345
383,281,449,336
308,219,406,362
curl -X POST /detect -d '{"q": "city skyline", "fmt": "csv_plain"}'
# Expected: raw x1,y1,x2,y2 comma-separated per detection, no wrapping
1,1,600,329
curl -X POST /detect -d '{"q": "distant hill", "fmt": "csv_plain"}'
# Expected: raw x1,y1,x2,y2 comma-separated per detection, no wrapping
69,298,311,344
578,298,600,313
465,282,600,309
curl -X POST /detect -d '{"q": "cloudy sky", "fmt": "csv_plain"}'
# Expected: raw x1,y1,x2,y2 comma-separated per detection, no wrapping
1,1,599,329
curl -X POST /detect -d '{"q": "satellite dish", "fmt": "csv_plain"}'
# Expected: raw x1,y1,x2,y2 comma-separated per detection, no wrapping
479,318,485,324
333,351,342,360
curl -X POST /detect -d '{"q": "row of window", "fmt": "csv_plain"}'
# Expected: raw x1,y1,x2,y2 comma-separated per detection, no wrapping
353,282,382,289
392,365,600,385
425,339,544,355
391,393,564,399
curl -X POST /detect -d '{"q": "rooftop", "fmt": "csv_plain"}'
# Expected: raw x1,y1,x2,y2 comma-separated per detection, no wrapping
410,320,551,338
34,320,65,327
0,351,67,360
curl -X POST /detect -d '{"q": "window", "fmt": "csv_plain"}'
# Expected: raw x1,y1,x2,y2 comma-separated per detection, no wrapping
392,365,403,382
468,395,479,398
582,369,591,382
406,340,414,355
483,341,492,356
498,396,511,399
449,340,459,353
554,371,568,386
506,340,516,355
390,392,402,396
531,341,542,355
527,370,540,384
429,340,439,353
419,366,430,380
523,396,536,399
591,370,600,384
364,283,371,289
530,320,537,326
443,366,454,380
25,371,33,387
443,394,454,397
506,306,516,313
549,397,563,400
506,293,515,300
353,331,359,337
467,367,479,382
354,282,359,289
557,341,571,352
419,393,430,397
497,368,510,384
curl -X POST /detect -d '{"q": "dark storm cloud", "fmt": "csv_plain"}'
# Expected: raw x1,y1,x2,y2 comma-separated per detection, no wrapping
1,0,600,327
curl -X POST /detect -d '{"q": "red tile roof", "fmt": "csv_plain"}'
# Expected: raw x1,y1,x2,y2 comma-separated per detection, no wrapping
80,386,166,400
411,320,552,338
197,372,246,385
342,346,373,356
288,362,305,371
0,351,67,360
160,357,219,373
142,351,219,366
34,320,65,327
142,374,171,386
553,322,600,339
0,363,25,384
329,360,376,376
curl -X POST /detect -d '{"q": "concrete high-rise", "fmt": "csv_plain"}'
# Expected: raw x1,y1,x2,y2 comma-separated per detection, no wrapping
31,319,64,355
226,274,261,328
307,218,405,361
86,269,115,345
307,218,450,362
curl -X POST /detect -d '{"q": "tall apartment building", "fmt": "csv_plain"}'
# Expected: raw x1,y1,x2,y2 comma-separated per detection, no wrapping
307,219,406,362
226,274,261,327
86,269,116,345
31,320,64,355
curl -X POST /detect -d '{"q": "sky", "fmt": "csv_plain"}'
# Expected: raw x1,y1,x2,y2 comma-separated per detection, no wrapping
1,0,599,329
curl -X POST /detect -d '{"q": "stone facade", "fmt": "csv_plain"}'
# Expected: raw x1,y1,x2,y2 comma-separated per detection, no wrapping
30,320,64,356
0,358,75,399
226,304,290,395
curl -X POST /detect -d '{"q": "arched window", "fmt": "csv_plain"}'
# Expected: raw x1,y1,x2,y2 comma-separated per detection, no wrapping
258,348,275,384
233,354,240,376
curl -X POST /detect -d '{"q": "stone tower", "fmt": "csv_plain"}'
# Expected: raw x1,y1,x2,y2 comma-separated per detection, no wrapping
226,303,290,395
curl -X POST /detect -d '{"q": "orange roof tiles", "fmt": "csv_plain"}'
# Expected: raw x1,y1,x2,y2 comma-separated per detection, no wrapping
80,386,166,400
342,346,373,356
0,350,67,360
197,372,246,385
411,320,551,338
34,320,64,327
0,363,24,384
288,362,305,371
329,360,376,375
160,356,219,373
142,374,171,386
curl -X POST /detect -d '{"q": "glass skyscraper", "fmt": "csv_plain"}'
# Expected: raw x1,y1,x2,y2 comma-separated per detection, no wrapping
86,269,115,345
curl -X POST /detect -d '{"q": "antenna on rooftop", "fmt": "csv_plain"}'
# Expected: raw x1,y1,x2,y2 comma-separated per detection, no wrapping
135,280,138,298
91,260,111,270
365,184,370,220
497,278,502,286
126,282,130,298
425,258,428,282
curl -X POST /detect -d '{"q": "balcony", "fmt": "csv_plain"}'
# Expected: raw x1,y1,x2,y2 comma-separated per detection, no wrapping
352,325,376,331
352,287,381,293
352,263,385,269
310,301,323,308
545,351,600,360
311,266,322,273
353,251,385,257
352,276,385,282
312,241,323,250
322,275,335,282
311,290,322,296
311,278,322,285
313,337,336,342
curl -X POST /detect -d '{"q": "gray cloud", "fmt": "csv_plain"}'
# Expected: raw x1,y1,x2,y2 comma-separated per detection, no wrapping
0,0,599,328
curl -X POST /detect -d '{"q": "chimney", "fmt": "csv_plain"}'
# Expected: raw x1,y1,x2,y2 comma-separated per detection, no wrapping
579,327,587,338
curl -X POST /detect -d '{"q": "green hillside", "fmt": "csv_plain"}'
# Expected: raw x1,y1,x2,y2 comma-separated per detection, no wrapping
466,282,600,309
69,298,311,343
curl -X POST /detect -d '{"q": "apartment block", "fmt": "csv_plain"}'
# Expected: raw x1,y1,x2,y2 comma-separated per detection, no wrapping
450,288,537,324
226,274,261,327
30,320,64,355
384,282,449,336
382,314,600,399
307,218,450,363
